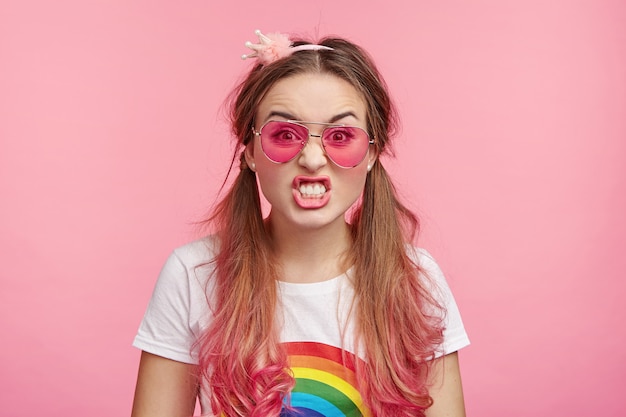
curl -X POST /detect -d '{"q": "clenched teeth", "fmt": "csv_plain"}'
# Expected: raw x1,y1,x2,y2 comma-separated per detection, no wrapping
299,183,327,197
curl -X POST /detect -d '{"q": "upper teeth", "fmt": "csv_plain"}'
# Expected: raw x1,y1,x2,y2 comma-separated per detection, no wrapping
299,183,326,196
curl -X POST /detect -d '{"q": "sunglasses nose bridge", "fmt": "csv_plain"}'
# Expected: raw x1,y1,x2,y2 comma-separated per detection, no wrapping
301,125,324,147
298,128,329,166
304,126,328,151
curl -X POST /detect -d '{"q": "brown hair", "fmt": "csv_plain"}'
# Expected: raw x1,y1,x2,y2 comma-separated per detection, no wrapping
197,36,445,417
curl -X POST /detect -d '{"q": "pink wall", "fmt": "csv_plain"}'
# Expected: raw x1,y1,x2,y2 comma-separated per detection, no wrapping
1,1,624,416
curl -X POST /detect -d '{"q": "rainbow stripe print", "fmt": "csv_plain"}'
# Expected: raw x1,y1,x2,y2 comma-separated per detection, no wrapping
280,342,371,417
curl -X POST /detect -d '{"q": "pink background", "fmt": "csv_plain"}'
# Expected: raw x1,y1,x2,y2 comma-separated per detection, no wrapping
1,1,625,416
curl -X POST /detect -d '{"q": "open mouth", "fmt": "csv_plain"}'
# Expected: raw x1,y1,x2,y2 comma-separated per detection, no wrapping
293,176,331,206
298,182,327,198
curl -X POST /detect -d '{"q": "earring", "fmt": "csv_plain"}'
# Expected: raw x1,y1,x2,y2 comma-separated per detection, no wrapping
250,162,256,171
367,164,373,171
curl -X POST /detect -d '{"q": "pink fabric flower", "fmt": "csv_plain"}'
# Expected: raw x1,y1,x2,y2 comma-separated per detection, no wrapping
256,32,292,64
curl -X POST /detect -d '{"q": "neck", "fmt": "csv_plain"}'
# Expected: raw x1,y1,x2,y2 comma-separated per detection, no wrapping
267,216,353,283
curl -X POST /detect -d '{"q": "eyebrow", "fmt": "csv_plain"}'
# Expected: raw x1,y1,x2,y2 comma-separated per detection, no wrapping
265,110,359,124
265,111,296,121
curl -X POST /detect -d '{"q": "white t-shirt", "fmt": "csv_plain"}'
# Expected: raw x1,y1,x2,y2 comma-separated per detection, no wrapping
133,237,470,416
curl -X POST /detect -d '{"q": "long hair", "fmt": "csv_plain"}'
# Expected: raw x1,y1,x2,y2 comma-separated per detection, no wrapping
197,37,445,417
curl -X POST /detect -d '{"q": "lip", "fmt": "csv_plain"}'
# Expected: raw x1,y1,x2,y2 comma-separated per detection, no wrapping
292,176,331,189
292,175,331,209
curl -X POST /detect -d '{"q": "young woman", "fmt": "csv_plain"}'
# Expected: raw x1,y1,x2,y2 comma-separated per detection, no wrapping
132,30,470,417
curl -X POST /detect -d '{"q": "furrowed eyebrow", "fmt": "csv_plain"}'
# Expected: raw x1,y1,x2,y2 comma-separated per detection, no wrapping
328,112,358,124
265,111,296,121
264,111,359,124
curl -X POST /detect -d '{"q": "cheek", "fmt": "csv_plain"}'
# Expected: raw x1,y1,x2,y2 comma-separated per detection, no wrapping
337,167,369,196
254,161,288,202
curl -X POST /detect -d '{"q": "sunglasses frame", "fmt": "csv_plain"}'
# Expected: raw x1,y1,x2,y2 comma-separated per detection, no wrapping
252,120,375,168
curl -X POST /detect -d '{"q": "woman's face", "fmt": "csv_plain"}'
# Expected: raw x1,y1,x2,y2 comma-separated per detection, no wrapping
246,72,376,233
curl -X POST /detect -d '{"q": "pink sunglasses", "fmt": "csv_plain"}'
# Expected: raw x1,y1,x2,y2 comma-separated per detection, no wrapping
253,120,374,168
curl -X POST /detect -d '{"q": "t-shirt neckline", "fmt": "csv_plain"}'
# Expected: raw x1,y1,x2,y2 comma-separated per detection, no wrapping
276,269,352,295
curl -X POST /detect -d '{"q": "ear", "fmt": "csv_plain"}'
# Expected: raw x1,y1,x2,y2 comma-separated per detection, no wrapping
366,149,378,172
244,143,256,172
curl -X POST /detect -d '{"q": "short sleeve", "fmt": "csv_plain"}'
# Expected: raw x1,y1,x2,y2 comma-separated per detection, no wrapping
415,248,470,356
133,251,201,364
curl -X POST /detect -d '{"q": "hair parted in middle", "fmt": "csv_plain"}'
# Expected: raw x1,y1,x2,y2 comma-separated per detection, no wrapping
196,35,446,417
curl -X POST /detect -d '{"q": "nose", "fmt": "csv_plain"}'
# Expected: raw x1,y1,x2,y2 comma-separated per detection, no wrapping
298,132,328,172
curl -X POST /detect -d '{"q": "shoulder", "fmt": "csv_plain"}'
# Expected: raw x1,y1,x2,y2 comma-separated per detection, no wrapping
153,236,220,298
133,237,221,364
407,246,439,270
405,245,455,312
406,246,446,287
164,235,218,275
169,235,219,268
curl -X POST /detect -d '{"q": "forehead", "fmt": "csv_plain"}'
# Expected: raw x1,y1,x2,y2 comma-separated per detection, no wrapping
256,72,367,123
